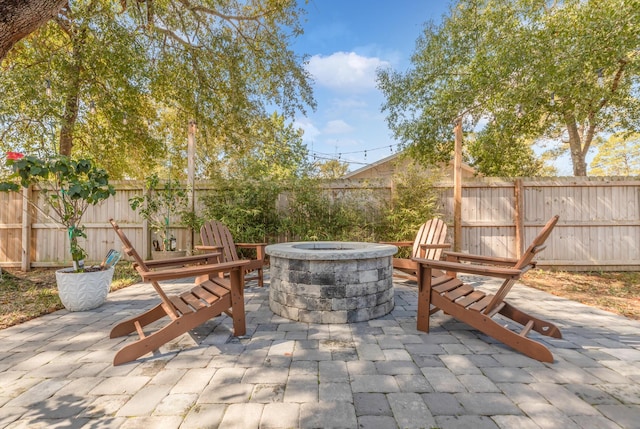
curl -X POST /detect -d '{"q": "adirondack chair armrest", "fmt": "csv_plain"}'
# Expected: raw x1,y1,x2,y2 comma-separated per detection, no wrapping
235,243,267,261
413,257,524,279
138,260,251,282
442,251,519,266
143,252,222,268
194,245,223,252
419,243,451,249
380,240,414,247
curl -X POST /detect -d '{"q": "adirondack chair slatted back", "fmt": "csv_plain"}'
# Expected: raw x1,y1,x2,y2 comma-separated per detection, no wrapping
514,215,559,270
483,215,559,315
198,219,267,287
412,219,448,260
109,219,178,318
201,220,239,263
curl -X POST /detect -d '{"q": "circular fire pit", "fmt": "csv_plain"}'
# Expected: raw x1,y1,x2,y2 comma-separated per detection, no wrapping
266,242,398,323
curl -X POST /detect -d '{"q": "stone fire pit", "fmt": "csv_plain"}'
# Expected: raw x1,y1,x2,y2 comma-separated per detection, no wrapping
266,241,398,323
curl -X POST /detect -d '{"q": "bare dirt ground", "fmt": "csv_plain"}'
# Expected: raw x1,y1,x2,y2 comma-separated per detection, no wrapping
520,269,640,320
0,266,638,330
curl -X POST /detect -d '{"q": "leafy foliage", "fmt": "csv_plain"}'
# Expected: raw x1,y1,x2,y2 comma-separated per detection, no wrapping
200,179,282,244
0,154,115,269
200,170,442,247
377,165,442,243
129,173,189,251
203,112,312,181
590,133,640,176
377,0,640,177
0,0,315,180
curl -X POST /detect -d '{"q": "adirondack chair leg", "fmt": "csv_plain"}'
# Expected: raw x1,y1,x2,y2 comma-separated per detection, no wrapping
257,267,264,287
229,270,246,336
113,302,233,365
477,313,554,363
431,293,554,363
416,265,432,332
110,303,168,338
499,302,562,338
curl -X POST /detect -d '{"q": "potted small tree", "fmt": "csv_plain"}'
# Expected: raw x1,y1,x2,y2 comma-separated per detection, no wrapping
0,152,116,311
129,173,189,259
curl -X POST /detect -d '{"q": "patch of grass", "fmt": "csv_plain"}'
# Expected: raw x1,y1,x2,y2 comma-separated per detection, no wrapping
0,262,140,329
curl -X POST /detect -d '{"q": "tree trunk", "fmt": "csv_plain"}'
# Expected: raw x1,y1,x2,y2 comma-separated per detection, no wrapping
59,36,83,156
565,113,588,176
59,85,79,155
0,0,67,61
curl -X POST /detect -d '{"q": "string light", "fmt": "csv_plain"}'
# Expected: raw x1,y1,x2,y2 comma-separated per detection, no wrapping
597,68,604,88
89,101,96,114
516,104,523,118
550,93,555,106
309,143,406,167
122,112,128,125
44,79,52,98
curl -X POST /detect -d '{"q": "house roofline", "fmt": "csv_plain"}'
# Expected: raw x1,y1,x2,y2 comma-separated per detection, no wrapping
343,152,475,179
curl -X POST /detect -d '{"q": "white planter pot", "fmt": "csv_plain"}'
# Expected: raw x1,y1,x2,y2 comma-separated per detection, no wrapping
56,266,115,312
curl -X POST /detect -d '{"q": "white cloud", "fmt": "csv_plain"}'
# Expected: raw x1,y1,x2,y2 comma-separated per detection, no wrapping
323,119,354,134
307,51,390,93
294,117,320,141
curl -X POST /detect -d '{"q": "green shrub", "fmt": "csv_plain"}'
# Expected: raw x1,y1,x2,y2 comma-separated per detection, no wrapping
199,168,442,248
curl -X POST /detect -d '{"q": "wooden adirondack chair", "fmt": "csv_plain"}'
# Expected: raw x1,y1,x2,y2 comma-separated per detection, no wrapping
109,219,249,366
414,215,561,363
382,218,450,281
196,220,267,287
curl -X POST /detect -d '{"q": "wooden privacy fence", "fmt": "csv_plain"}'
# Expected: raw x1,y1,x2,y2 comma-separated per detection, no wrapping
1,177,639,271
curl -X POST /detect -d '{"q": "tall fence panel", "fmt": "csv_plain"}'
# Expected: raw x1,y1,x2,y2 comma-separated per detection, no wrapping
1,177,639,271
0,190,23,264
433,178,640,269
521,179,640,269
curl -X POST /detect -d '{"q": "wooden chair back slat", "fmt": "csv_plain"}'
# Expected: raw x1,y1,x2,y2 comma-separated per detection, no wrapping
201,220,239,262
412,219,448,260
198,219,266,287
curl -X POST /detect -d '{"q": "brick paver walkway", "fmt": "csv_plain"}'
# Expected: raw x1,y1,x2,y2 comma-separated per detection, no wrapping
1,272,639,428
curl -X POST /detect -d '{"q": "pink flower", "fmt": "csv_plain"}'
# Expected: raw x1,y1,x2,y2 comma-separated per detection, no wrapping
6,152,24,160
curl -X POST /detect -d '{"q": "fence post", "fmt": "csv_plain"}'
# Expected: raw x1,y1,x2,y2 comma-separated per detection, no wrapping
453,119,463,252
187,120,196,254
514,179,524,258
21,186,32,271
142,183,150,259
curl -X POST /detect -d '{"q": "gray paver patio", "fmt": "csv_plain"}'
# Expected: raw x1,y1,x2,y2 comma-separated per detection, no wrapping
1,271,639,428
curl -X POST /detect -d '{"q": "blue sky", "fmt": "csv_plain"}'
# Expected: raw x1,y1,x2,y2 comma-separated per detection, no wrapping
292,0,452,172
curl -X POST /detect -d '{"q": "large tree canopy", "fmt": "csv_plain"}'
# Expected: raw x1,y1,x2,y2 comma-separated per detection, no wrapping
1,0,315,179
378,0,640,177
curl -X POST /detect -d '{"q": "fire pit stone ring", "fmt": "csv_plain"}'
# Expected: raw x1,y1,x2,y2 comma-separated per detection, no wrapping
266,241,398,323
